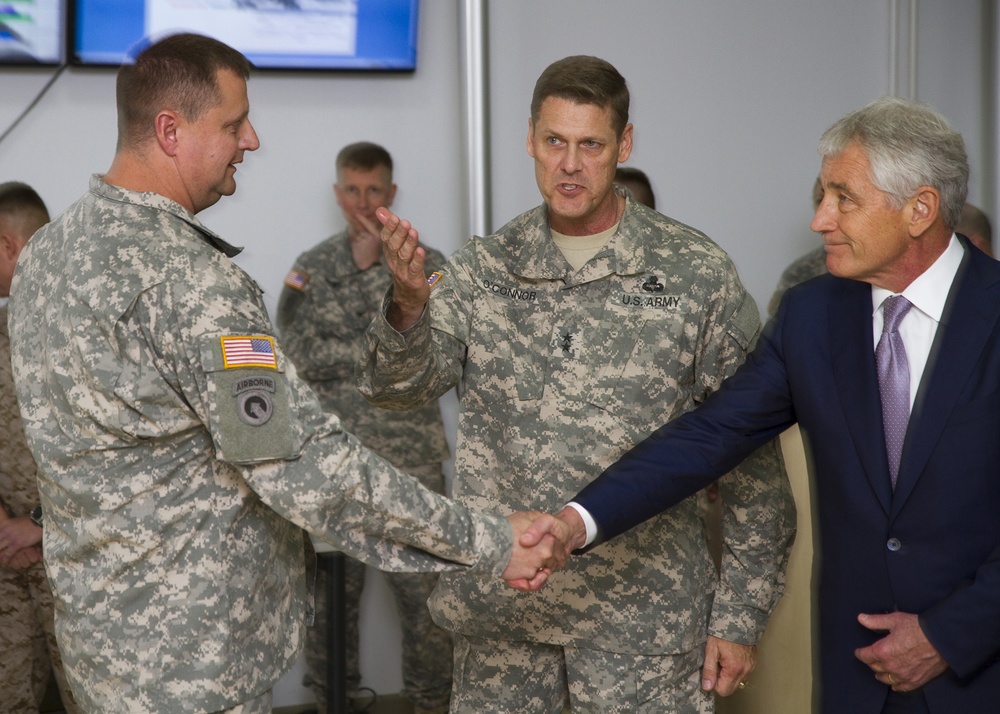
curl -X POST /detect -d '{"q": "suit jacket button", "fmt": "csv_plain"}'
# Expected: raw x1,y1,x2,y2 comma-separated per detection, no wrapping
887,537,902,552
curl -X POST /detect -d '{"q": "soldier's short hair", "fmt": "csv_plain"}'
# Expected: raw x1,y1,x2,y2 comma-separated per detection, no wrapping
336,142,394,177
0,181,49,239
614,167,656,210
530,56,630,138
116,33,252,151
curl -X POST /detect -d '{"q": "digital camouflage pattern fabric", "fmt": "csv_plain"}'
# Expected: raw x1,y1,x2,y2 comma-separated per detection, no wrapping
767,245,828,317
7,176,514,714
0,305,80,714
277,232,451,469
359,194,795,655
277,234,453,711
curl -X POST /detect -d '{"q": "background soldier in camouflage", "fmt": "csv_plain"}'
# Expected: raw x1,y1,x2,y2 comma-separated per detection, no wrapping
360,56,795,713
6,34,569,714
277,142,454,714
0,182,80,714
766,177,827,318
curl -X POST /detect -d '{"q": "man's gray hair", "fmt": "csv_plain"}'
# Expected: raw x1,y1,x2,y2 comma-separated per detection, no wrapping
818,96,968,228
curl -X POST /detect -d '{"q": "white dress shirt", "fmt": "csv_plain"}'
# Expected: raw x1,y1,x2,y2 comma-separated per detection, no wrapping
872,234,964,409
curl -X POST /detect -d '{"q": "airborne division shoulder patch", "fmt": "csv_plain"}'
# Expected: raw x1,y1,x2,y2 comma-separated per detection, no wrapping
221,335,277,369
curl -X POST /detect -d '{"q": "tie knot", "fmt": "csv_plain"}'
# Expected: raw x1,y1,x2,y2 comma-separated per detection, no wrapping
881,295,912,334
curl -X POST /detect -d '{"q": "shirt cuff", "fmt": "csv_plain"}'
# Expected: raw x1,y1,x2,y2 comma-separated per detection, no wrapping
565,502,597,547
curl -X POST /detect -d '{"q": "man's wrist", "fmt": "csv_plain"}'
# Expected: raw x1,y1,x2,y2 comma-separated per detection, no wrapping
558,504,592,551
386,299,427,333
29,506,43,528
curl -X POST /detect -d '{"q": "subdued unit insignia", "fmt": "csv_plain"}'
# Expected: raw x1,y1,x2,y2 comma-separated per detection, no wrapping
427,271,443,288
284,269,309,290
237,390,274,427
221,335,278,369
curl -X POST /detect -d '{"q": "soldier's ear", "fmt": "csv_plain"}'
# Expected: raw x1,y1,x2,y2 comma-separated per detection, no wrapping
0,232,19,261
155,110,182,157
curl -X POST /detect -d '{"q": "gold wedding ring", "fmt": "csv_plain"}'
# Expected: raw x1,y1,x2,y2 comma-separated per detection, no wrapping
886,674,895,686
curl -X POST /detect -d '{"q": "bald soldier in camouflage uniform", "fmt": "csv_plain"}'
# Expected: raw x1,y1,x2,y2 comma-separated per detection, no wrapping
6,34,567,714
0,182,80,714
360,56,794,713
277,142,454,714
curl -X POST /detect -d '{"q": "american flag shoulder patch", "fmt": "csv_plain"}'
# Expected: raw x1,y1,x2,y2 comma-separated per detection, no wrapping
427,271,443,288
284,269,309,290
221,335,278,369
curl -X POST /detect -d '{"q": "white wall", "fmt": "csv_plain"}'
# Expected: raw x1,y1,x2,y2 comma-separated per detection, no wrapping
488,0,991,316
0,0,992,708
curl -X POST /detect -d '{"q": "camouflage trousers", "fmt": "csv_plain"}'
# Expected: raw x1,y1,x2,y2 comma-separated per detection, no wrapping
304,463,453,713
210,688,272,714
0,561,81,714
450,635,714,714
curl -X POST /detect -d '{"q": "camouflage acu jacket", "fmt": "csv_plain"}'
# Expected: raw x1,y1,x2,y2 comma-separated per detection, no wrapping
0,305,39,519
7,176,513,713
767,244,828,317
276,232,450,469
359,196,795,654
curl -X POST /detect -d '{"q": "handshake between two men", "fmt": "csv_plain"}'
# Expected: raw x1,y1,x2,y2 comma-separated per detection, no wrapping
502,507,587,591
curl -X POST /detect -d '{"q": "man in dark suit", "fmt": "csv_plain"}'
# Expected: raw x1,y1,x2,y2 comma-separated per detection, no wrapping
518,96,1000,713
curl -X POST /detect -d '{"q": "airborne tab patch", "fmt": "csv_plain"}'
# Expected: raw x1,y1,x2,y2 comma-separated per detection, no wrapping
221,335,278,369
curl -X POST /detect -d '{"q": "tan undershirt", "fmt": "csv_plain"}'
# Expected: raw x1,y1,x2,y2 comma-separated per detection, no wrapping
551,221,620,272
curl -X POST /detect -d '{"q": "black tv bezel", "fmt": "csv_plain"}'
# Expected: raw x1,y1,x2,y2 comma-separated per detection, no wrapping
65,0,420,73
0,0,68,67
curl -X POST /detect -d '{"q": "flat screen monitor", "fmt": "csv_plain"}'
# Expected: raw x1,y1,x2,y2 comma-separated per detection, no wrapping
0,0,66,65
70,0,419,71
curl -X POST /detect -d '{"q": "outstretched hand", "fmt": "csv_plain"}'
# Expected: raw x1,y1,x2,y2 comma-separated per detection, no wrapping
520,506,588,555
502,511,573,591
376,206,430,332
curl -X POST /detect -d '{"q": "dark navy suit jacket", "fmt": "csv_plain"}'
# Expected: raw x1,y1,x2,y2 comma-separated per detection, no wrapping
574,238,1000,713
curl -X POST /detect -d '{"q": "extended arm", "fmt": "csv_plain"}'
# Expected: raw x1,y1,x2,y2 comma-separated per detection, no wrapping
572,327,796,546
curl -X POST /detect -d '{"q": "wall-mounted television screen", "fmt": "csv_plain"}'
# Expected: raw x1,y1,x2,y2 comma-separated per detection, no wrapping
70,0,420,71
0,0,66,65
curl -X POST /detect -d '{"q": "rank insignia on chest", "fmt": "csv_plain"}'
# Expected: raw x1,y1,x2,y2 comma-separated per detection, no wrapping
284,269,309,291
221,335,278,369
427,271,444,288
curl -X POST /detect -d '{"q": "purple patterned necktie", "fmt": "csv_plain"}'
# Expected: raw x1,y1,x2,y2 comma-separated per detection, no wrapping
876,295,913,489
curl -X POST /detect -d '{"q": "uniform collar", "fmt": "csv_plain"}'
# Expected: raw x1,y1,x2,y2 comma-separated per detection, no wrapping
511,189,651,281
89,174,244,258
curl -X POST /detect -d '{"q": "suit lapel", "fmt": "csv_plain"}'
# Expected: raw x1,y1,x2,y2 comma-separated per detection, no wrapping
892,249,1000,517
830,280,895,513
